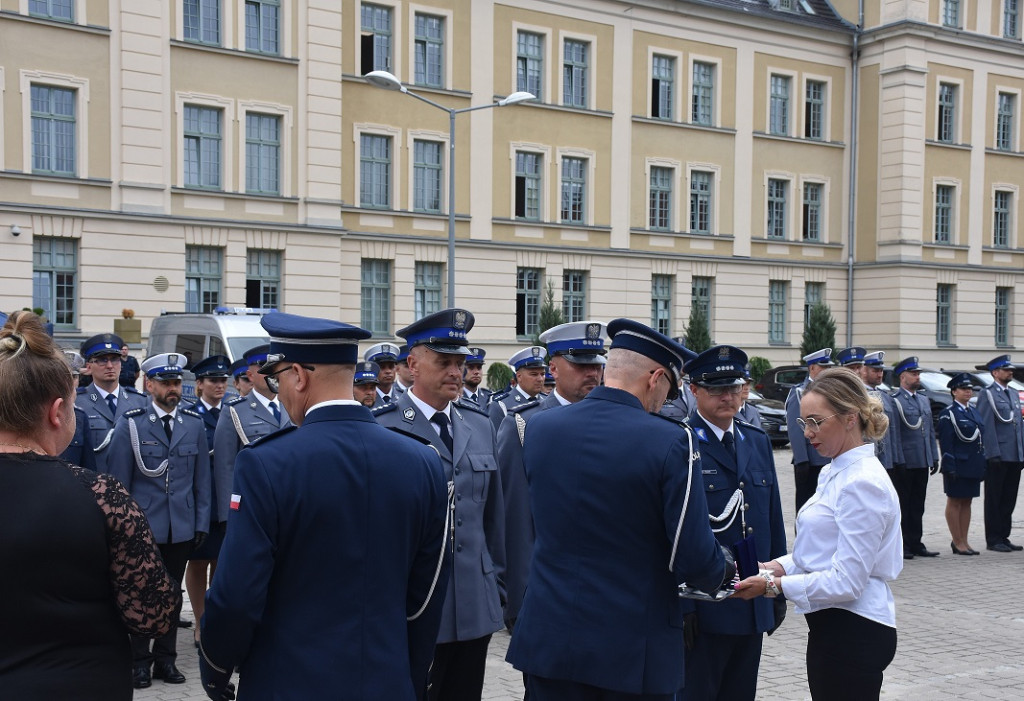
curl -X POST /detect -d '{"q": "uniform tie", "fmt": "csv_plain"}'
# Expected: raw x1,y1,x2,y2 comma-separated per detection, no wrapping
382,394,392,404
106,394,117,415
210,406,221,422
161,414,173,442
268,400,281,423
722,430,736,460
470,393,478,403
431,411,454,454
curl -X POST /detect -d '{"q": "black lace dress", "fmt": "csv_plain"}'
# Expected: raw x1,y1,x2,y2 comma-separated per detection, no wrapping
0,453,179,700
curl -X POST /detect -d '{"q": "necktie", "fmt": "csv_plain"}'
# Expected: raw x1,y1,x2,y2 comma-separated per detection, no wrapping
431,412,454,455
722,430,737,460
106,394,117,415
268,400,281,423
161,415,173,442
470,393,478,403
210,406,221,422
382,395,392,404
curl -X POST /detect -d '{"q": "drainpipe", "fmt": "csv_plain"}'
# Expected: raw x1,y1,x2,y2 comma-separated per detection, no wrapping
845,2,863,347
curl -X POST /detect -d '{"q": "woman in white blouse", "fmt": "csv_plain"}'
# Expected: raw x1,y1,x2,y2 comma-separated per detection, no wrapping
734,367,902,700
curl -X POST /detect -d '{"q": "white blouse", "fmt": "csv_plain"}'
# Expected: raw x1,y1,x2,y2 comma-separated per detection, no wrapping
776,443,903,627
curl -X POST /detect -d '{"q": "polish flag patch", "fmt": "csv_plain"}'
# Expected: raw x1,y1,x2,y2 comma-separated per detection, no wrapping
230,493,242,511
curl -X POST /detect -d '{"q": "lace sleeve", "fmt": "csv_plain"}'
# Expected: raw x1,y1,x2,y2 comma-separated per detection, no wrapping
73,467,180,636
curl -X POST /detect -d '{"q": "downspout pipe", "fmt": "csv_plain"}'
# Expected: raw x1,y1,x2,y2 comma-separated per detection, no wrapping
846,1,863,346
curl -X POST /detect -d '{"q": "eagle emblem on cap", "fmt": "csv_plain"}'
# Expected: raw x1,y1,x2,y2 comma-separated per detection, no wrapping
532,347,543,358
586,323,600,340
454,310,467,330
383,344,396,355
718,347,730,360
168,353,179,366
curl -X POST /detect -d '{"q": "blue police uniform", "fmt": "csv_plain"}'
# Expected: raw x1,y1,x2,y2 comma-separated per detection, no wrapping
60,405,97,471
862,351,904,471
890,357,938,557
200,313,450,701
786,348,833,511
975,355,1024,550
937,375,986,501
679,346,787,701
507,319,730,700
366,342,402,408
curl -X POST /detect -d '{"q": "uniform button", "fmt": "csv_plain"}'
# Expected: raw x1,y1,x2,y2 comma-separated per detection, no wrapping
455,468,460,475
708,484,715,490
457,518,463,527
456,544,463,552
747,527,754,534
743,503,750,511
738,481,745,488
762,478,768,485
456,493,462,500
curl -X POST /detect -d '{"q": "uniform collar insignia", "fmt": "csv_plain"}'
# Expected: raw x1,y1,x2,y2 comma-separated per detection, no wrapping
250,401,258,409
403,407,416,422
90,393,98,401
149,414,157,422
694,427,708,442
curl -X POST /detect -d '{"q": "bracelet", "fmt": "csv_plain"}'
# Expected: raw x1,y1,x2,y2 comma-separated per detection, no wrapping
759,569,780,598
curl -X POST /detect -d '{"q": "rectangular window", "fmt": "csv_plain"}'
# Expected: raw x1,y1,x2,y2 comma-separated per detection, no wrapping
563,39,588,108
649,166,672,231
767,178,788,239
414,13,444,88
514,151,542,220
769,74,790,136
361,3,392,73
936,284,953,345
29,0,73,21
360,134,391,209
184,0,220,45
414,262,443,320
805,80,825,140
413,140,443,213
651,275,673,336
651,55,674,120
361,259,391,335
245,249,280,309
692,276,712,323
184,105,222,189
994,190,1012,248
185,246,222,313
563,270,586,323
804,282,823,328
935,184,954,243
768,280,788,344
943,0,961,27
32,237,76,327
690,171,712,234
996,287,1012,346
802,182,823,242
31,85,75,176
245,113,281,195
938,83,957,143
516,268,542,337
245,0,279,54
1007,0,1020,39
997,93,1015,151
560,157,586,224
517,31,543,98
691,61,714,126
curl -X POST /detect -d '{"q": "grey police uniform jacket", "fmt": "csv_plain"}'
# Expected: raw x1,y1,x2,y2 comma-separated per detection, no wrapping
106,405,212,545
736,402,762,429
892,388,937,469
371,386,402,409
374,392,506,644
488,387,535,435
211,394,292,523
868,387,904,470
75,385,148,473
977,383,1024,462
786,380,828,468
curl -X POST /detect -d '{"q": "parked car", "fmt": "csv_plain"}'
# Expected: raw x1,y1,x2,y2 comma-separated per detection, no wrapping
746,388,789,448
754,365,807,402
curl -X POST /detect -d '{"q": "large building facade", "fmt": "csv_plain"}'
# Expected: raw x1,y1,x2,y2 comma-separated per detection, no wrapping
0,0,1020,367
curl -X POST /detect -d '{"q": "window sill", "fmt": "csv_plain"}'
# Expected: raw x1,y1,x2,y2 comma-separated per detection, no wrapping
0,10,110,34
753,131,846,148
925,139,971,151
631,116,737,136
494,217,611,232
751,236,843,248
170,39,299,64
1,170,111,187
171,187,299,203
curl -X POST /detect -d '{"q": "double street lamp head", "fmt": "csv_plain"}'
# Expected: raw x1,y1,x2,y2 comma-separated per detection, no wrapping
363,70,536,108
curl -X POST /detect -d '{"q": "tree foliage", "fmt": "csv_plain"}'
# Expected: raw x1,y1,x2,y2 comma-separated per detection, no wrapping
748,356,772,382
800,302,837,360
533,279,564,346
486,362,514,392
683,306,712,353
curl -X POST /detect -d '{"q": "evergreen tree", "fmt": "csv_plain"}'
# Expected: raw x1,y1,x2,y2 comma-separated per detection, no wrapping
800,302,837,359
533,280,565,345
683,306,712,353
486,362,514,392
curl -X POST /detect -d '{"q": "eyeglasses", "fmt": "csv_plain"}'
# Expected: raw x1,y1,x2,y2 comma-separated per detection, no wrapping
90,356,120,366
796,414,839,432
264,364,314,393
703,384,743,397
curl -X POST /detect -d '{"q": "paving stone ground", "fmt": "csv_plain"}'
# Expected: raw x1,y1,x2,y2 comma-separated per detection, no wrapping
137,446,1024,700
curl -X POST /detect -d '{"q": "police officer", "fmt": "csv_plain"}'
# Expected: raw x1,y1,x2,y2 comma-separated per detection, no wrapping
506,319,731,701
785,348,834,511
229,358,252,397
395,344,414,393
462,347,491,405
736,370,762,429
498,321,607,631
107,353,211,689
75,333,148,473
975,354,1024,552
488,346,547,434
353,360,380,408
938,373,986,555
199,312,449,701
366,342,403,406
891,356,939,559
857,351,904,472
59,351,96,470
680,346,787,701
373,308,504,701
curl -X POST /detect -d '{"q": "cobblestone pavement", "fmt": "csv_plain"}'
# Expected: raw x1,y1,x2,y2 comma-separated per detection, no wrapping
137,447,1024,700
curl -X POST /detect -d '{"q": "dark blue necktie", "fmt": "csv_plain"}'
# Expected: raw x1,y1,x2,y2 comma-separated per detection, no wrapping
161,415,173,442
106,394,117,415
210,406,221,422
382,394,392,404
722,430,737,460
431,412,454,455
268,400,280,423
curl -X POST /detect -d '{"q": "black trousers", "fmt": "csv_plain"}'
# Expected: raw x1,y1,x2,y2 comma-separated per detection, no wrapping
805,608,897,700
891,466,929,550
131,541,191,667
680,631,763,700
525,675,676,701
427,634,491,701
794,462,824,513
984,460,1023,545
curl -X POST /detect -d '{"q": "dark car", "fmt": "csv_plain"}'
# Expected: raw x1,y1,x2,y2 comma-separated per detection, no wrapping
754,365,807,402
747,388,789,448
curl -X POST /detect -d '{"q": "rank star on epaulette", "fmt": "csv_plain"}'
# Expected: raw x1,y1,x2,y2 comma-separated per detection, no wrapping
403,407,416,422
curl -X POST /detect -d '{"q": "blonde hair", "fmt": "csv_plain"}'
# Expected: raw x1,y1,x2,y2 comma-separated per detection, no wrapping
0,311,75,434
806,367,888,442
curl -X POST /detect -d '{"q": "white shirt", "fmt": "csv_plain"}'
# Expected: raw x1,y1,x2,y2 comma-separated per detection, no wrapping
306,399,361,416
407,391,451,439
776,443,903,627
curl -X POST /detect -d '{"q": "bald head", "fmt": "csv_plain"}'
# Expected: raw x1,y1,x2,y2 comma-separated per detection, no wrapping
604,348,671,412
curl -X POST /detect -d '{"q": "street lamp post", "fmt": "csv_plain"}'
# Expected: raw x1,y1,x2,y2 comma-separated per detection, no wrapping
364,70,535,307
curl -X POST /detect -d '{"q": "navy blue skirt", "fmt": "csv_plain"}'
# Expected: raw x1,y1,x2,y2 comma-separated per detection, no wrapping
188,520,226,560
943,473,981,499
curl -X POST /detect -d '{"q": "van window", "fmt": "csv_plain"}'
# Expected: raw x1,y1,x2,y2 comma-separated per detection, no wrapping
209,336,226,357
175,334,206,367
228,336,269,359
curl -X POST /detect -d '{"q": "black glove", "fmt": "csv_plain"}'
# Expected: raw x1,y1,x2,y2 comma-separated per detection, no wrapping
767,596,787,636
198,644,236,701
193,531,207,550
988,457,1002,471
929,463,939,475
719,544,737,588
683,612,699,651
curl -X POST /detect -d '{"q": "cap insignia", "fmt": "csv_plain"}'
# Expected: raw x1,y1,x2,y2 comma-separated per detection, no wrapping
454,311,468,330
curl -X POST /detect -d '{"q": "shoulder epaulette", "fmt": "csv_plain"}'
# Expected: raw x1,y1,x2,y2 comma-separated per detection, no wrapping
180,408,202,420
508,399,541,415
735,417,767,435
372,402,400,417
244,424,298,449
124,387,146,396
384,426,434,446
490,390,511,403
76,386,88,394
455,400,490,417
124,407,146,418
227,395,248,406
650,411,690,428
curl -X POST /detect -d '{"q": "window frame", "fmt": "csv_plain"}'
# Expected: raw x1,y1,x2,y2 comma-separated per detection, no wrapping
558,150,593,226
356,126,401,210
942,0,961,28
936,283,954,346
414,261,443,320
689,169,714,235
768,280,788,345
183,0,221,46
32,236,77,328
413,11,444,89
185,246,223,314
183,103,224,190
245,249,281,309
516,267,542,339
692,276,712,328
937,81,959,144
801,180,825,242
562,270,587,323
513,148,545,221
244,112,282,196
934,182,956,244
649,164,674,232
690,58,717,127
244,0,280,56
29,0,74,22
996,90,1018,152
412,137,444,214
804,78,827,141
29,84,77,177
361,2,394,73
804,281,824,328
361,258,392,337
996,286,1012,347
650,50,679,121
21,72,90,178
561,35,593,110
769,73,792,136
1006,0,1021,39
651,274,673,336
993,188,1015,248
766,177,790,239
515,28,546,103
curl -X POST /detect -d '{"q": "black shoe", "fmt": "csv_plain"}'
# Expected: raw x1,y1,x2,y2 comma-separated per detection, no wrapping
988,542,1013,552
951,541,972,555
132,666,151,689
902,550,915,559
153,663,186,684
1004,540,1023,551
913,546,939,557
177,617,193,628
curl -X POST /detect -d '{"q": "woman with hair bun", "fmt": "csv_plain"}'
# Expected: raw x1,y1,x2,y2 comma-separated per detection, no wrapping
0,311,179,701
734,367,902,701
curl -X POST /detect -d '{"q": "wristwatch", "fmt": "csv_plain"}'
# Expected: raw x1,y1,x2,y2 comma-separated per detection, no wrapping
760,570,780,598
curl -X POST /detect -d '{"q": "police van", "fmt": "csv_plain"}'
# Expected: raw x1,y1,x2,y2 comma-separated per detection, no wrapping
147,307,272,403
